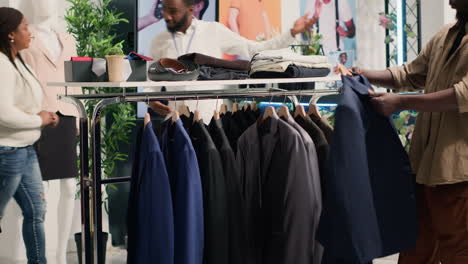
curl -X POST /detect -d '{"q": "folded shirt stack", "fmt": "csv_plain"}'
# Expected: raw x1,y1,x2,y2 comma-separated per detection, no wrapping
178,53,250,80
249,49,332,79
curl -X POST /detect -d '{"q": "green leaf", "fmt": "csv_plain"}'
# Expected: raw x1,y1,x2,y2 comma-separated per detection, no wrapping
384,35,394,44
66,0,135,181
404,24,417,39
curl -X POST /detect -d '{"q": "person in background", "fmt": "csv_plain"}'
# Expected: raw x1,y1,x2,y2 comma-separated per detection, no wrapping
339,0,468,262
339,52,348,65
148,0,318,117
139,0,209,31
0,7,59,264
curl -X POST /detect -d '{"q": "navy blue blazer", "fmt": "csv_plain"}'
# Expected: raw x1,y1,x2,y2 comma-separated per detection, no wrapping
131,121,174,264
161,119,205,264
317,75,417,263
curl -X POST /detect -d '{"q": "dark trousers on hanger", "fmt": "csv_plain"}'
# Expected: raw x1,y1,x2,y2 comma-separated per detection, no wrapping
398,183,468,264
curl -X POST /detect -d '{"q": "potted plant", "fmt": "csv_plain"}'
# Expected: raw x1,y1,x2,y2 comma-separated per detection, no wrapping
290,31,323,56
105,44,126,82
65,0,135,263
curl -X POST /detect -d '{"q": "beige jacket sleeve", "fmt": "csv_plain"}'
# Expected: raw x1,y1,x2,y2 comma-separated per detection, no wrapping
387,36,434,92
454,73,468,113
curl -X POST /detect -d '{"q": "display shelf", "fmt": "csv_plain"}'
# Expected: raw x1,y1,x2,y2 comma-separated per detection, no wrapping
48,76,341,88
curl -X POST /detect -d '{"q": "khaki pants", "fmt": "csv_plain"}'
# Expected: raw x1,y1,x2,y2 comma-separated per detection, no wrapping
398,183,468,264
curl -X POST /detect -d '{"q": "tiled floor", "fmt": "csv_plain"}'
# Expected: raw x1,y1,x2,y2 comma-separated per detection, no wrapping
66,248,127,264
66,250,398,264
374,254,399,263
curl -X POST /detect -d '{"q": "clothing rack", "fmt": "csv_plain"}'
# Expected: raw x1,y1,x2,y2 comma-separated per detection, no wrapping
49,77,341,264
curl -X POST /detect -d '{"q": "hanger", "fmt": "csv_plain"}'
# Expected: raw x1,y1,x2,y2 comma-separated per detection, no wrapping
220,104,228,114
262,92,278,121
144,95,151,128
308,90,337,119
178,103,191,118
293,90,307,118
308,103,322,119
278,105,291,120
144,112,151,128
252,100,258,111
262,106,277,121
243,101,250,111
171,96,180,123
278,93,291,120
294,105,307,118
193,95,202,123
232,100,239,113
172,110,180,123
213,96,220,120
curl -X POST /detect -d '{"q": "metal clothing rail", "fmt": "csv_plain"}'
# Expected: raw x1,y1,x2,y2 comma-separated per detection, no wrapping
51,79,341,264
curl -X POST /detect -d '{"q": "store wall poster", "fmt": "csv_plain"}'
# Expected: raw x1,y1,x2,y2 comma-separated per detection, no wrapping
300,0,357,60
218,0,281,59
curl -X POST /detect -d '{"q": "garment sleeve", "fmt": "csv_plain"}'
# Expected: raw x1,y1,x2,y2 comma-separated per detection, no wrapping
217,22,296,59
454,73,468,113
230,0,240,9
339,0,353,23
387,35,434,92
0,61,42,129
282,133,319,263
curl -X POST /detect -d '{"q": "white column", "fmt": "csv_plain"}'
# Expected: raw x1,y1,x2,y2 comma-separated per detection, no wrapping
421,0,456,46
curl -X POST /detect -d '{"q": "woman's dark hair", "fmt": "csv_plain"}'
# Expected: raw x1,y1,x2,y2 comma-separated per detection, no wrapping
0,7,24,64
0,7,34,80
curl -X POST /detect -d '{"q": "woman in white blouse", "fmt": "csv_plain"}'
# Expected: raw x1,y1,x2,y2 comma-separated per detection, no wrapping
0,7,59,264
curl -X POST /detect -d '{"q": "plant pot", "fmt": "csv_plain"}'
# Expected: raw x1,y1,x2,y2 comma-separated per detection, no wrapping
106,55,126,82
74,232,109,264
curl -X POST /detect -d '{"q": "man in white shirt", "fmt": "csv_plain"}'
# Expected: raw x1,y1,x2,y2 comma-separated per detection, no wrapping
138,0,209,31
149,0,318,118
306,0,355,55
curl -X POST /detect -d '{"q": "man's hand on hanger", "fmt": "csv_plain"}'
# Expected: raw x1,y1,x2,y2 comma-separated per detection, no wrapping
334,64,353,76
149,101,172,116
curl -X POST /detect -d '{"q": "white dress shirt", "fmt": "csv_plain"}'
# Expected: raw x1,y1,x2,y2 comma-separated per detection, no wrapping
147,18,296,122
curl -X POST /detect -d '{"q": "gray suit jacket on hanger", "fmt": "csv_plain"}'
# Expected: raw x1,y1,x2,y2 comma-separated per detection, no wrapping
283,117,323,264
237,116,318,264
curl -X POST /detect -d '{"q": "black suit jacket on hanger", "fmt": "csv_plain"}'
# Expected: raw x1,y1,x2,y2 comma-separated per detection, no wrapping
309,114,334,144
237,116,317,264
190,121,229,264
295,115,330,188
208,118,244,264
221,112,243,153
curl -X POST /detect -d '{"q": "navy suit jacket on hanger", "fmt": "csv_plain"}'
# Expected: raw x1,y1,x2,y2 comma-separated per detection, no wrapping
318,75,417,264
161,119,205,264
130,121,174,264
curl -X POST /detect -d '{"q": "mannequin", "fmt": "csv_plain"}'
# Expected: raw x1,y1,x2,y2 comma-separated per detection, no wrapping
20,1,80,263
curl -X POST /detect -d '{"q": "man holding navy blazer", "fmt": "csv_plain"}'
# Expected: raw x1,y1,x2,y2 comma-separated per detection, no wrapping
341,0,468,262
